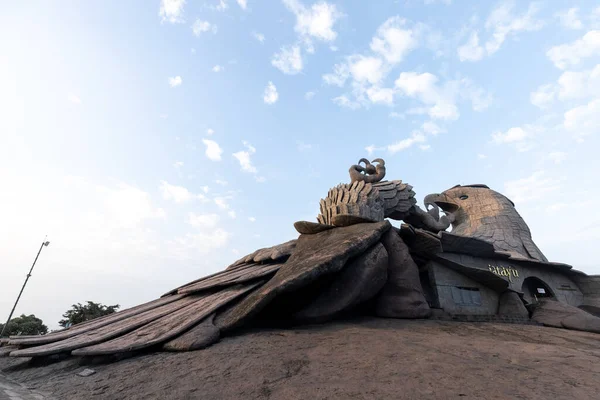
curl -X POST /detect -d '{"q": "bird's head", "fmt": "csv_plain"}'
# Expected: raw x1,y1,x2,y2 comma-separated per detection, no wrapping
424,184,496,228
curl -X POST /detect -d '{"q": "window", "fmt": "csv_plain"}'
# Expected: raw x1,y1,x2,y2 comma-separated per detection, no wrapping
451,287,482,306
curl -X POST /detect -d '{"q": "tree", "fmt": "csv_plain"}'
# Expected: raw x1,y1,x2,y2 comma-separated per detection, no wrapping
59,301,120,328
0,314,48,337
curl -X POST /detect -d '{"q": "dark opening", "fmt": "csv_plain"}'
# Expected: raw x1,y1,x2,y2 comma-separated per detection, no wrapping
521,277,555,304
451,287,482,306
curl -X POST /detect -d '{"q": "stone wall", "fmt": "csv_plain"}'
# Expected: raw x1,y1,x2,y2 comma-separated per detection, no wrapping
428,261,499,315
571,274,600,313
435,253,584,307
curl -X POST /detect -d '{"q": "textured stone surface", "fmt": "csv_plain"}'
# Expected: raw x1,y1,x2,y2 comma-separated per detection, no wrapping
317,179,418,226
293,221,335,235
497,291,529,317
293,242,388,322
425,185,548,262
162,314,220,352
532,299,600,334
375,230,431,319
215,221,392,332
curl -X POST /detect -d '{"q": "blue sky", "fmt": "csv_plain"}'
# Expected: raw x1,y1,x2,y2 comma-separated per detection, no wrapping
1,0,599,329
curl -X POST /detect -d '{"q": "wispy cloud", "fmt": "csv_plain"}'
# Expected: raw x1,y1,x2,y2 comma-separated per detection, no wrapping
202,139,223,161
263,81,279,104
168,76,182,87
159,0,186,24
192,19,217,36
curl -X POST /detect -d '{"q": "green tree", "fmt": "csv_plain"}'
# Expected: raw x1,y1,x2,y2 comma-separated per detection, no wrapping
58,301,120,328
0,314,48,337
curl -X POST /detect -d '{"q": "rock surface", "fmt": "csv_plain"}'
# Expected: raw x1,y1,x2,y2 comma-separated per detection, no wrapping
293,242,388,322
375,230,431,318
2,319,600,400
532,299,600,334
497,291,529,317
293,221,335,235
216,221,391,332
162,314,220,352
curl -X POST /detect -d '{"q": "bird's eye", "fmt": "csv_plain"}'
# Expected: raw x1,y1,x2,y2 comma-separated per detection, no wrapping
459,195,468,200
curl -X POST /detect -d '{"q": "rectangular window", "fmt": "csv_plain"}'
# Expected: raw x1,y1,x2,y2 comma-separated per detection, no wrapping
451,287,482,306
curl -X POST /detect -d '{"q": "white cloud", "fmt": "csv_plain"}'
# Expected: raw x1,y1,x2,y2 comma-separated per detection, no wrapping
387,132,426,153
491,125,538,152
237,0,247,10
206,128,215,135
159,0,185,24
491,126,527,143
484,2,543,55
216,0,228,11
477,153,487,159
188,212,220,228
253,32,265,43
504,171,561,204
458,2,543,62
332,95,361,109
304,91,316,100
419,144,431,151
369,17,418,64
556,8,583,30
323,17,489,113
214,197,231,210
547,30,600,70
283,0,342,43
365,145,378,156
173,161,184,168
563,98,600,138
348,55,386,84
168,76,182,87
248,217,256,222
192,19,217,36
457,32,484,62
421,121,444,135
271,45,303,75
212,65,223,72
263,81,279,104
530,84,556,108
202,139,223,161
530,64,600,108
558,65,600,99
233,141,258,173
395,72,458,120
215,179,228,186
366,86,394,105
228,210,236,219
548,151,567,164
67,93,82,104
159,181,196,203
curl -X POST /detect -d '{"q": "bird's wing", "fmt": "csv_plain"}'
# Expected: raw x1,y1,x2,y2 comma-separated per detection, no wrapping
6,240,297,357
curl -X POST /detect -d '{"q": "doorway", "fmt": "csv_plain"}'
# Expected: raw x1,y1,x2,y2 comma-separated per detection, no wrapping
521,277,555,304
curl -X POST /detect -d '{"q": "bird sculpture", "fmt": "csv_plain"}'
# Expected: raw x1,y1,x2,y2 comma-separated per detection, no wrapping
1,159,566,360
424,184,548,261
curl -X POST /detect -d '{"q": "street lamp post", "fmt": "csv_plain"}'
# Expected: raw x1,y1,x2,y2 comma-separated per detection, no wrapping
1,239,50,337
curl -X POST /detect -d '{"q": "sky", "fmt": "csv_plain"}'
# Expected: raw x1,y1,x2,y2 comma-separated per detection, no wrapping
1,0,600,330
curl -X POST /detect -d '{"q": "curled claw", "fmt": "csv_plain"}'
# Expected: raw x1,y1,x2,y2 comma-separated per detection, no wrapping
349,157,386,183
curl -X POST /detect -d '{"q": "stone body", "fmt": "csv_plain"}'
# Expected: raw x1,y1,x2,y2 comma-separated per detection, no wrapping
2,158,600,361
424,185,547,261
375,230,431,319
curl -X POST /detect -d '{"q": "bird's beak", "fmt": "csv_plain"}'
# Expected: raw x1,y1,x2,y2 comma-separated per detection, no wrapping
424,193,459,223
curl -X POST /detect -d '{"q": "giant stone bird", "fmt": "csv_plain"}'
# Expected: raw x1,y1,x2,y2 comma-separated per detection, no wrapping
423,184,548,262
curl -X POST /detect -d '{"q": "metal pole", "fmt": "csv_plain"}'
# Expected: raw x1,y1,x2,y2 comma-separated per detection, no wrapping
1,239,50,337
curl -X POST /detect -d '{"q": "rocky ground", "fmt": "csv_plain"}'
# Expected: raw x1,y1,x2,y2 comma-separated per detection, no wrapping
1,318,600,400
